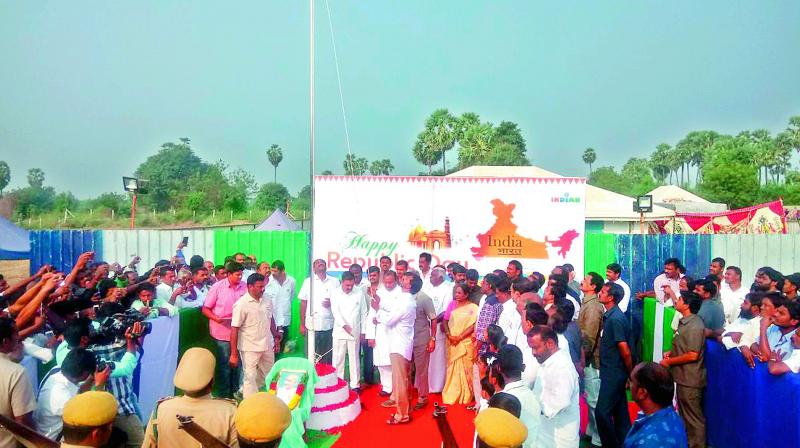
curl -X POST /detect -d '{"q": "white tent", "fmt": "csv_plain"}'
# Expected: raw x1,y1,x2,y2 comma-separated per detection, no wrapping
448,166,675,234
648,185,728,213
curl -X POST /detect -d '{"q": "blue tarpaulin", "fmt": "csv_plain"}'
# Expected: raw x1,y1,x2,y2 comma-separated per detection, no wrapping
0,216,30,260
705,341,800,447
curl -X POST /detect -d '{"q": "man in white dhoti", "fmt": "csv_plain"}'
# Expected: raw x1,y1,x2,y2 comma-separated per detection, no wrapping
529,324,580,448
423,267,452,394
370,270,402,401
331,272,369,391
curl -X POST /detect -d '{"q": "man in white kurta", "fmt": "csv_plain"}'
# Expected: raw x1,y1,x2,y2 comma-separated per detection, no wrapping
371,270,403,396
529,325,580,448
497,344,540,448
331,272,369,389
423,268,452,393
298,259,340,365
375,275,417,422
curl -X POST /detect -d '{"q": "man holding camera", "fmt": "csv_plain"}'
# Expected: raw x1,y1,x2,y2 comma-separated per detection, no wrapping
91,306,149,448
35,347,112,439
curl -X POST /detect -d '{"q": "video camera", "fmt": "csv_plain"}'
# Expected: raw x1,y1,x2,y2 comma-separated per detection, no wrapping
97,309,153,341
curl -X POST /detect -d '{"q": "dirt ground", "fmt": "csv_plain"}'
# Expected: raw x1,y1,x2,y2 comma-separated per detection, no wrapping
0,260,30,285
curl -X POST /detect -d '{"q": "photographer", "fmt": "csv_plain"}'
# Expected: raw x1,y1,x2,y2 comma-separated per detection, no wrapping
91,302,149,448
35,347,112,439
130,283,176,319
55,317,140,380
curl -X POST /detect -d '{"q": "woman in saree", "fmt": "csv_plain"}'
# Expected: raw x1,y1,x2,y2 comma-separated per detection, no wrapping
442,282,479,405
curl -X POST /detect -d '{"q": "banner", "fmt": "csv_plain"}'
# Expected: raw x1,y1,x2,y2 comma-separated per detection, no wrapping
313,176,586,275
657,199,786,234
136,315,180,419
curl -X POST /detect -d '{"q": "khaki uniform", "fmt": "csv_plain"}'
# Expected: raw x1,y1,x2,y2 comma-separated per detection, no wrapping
142,395,239,448
0,353,36,448
231,293,276,397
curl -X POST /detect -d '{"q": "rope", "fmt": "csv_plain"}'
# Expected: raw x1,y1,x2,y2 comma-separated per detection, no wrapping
323,0,355,174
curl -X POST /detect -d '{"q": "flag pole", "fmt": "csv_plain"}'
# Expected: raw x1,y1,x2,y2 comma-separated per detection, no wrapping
307,0,316,363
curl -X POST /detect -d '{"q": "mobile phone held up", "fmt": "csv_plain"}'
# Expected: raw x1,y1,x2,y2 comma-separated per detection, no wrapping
182,236,189,246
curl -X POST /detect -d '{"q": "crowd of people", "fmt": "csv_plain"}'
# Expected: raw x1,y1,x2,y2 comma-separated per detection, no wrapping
1,240,799,448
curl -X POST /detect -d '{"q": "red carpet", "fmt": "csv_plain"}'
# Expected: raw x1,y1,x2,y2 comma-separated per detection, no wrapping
336,384,477,448
335,385,642,447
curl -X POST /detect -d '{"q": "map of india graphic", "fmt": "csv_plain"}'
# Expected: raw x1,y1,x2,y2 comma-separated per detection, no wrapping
471,199,579,259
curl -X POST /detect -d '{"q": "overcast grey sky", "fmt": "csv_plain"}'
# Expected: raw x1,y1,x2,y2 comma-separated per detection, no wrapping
1,1,798,198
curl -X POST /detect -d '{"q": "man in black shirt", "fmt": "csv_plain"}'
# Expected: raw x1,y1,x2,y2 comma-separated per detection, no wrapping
596,281,633,448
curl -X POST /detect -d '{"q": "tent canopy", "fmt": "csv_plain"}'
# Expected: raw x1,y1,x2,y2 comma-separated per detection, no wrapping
448,166,675,221
255,209,301,231
647,185,728,213
0,216,30,260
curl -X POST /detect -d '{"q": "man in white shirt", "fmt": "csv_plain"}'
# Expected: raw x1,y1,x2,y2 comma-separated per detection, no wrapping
331,272,368,390
35,348,110,439
370,271,404,398
172,267,210,309
349,263,370,293
423,267,452,394
636,258,682,307
720,266,747,325
721,292,762,351
155,267,181,304
299,259,340,365
267,260,296,353
497,279,521,340
528,325,580,448
361,266,381,387
605,263,631,313
418,252,433,287
497,344,540,447
374,271,417,424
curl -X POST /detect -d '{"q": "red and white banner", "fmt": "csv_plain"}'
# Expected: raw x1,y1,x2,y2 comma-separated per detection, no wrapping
657,199,786,234
312,175,586,275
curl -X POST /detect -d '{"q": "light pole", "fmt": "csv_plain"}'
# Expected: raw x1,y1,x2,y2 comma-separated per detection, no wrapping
123,177,148,230
633,195,654,234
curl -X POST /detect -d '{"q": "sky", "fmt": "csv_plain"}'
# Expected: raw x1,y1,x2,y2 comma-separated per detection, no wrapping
1,1,799,198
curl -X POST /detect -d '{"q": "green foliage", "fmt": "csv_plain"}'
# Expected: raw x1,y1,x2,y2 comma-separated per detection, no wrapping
84,192,129,213
494,121,527,154
255,182,290,212
620,158,657,197
0,161,9,196
343,154,368,175
650,143,672,184
457,121,495,168
698,136,759,209
582,148,596,173
134,139,204,210
27,168,45,188
482,143,530,166
588,166,627,195
53,192,78,212
369,159,395,175
267,144,283,182
11,186,55,218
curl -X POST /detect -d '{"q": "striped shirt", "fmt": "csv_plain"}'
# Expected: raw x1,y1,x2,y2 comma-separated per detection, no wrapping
92,340,140,416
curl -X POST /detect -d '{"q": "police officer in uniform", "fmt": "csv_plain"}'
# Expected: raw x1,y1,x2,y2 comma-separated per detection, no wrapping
61,391,119,448
142,347,238,447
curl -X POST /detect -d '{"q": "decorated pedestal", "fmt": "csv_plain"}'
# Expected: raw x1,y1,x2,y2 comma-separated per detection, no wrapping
306,364,361,433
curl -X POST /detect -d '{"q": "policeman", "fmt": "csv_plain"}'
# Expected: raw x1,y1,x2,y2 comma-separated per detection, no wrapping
142,347,238,447
61,391,118,448
235,392,291,448
474,407,528,448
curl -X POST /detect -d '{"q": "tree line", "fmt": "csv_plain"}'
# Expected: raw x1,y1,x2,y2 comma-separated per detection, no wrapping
583,116,800,209
2,113,798,227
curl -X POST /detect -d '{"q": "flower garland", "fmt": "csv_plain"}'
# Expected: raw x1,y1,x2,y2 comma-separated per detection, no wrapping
269,382,305,410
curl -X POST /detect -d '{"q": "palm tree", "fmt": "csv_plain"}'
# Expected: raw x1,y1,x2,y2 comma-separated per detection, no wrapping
422,109,458,173
582,148,597,174
412,132,442,174
267,144,283,182
650,144,671,184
